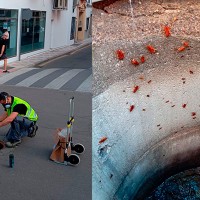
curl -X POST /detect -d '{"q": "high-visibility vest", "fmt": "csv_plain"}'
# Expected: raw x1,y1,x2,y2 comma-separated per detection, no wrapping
6,96,38,121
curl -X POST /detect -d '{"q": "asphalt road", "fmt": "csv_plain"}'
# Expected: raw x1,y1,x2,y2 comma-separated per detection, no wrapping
0,85,92,200
38,45,92,69
0,45,92,92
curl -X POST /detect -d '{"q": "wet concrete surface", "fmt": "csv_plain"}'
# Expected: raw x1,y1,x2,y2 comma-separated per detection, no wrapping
93,0,200,199
146,168,200,200
93,0,200,96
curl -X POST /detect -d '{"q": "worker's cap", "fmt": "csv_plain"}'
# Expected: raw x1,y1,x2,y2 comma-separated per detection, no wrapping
0,92,9,101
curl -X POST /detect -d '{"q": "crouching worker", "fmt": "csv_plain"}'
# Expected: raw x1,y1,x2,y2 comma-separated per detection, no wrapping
0,92,38,148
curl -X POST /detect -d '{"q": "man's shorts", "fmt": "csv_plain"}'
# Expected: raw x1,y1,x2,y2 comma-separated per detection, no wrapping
0,54,7,60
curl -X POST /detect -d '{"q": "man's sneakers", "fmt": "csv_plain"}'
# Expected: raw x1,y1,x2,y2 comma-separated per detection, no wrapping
6,140,21,148
28,124,38,138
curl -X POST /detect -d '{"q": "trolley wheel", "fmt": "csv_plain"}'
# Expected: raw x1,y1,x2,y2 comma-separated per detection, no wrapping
64,154,80,166
73,143,85,154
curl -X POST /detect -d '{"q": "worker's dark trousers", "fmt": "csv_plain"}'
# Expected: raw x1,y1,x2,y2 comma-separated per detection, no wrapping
6,116,35,142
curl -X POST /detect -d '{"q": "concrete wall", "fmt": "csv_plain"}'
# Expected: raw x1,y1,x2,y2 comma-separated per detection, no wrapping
92,36,200,199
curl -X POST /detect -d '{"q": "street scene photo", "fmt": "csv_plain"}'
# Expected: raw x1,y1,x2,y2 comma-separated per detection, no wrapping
0,1,92,200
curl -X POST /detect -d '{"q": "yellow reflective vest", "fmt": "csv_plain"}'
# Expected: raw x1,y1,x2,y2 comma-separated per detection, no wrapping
6,96,38,121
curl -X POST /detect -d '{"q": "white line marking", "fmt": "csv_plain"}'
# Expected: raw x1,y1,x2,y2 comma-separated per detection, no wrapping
76,74,92,92
0,68,34,84
44,69,84,89
16,68,59,87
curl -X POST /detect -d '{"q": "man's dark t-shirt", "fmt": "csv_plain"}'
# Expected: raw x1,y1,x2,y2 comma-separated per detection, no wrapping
0,38,7,54
4,96,27,115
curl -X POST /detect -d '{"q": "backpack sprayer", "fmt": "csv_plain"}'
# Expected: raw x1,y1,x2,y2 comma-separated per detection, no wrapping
50,97,85,166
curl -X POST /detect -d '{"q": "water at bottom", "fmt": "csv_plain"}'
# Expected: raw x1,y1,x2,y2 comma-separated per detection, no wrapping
146,168,200,200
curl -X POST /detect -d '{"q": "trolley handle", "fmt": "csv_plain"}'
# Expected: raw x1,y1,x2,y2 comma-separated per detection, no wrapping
69,97,75,121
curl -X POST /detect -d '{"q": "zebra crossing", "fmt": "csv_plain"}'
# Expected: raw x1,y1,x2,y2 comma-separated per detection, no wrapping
0,67,92,93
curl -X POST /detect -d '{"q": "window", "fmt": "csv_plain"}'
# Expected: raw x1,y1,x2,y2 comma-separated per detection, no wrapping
21,10,46,54
73,0,78,12
0,9,18,58
53,0,67,9
86,17,90,30
63,0,68,9
70,17,76,40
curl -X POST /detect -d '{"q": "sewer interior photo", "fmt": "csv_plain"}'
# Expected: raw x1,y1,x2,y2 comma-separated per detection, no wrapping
92,0,200,199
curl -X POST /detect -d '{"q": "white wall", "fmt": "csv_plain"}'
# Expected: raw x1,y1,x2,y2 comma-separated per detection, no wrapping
0,0,76,61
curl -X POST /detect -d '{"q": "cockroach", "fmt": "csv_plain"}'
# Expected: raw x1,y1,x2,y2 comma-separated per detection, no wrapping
146,95,150,97
189,70,194,74
182,103,187,108
129,105,135,112
147,45,156,54
165,100,169,103
159,127,162,130
177,46,186,52
183,41,189,47
182,78,186,80
183,81,186,84
139,75,144,80
133,86,139,93
173,17,178,23
140,56,145,63
157,124,160,127
191,112,196,116
131,59,139,66
148,80,152,84
142,109,146,111
171,105,175,107
116,50,125,60
164,25,171,37
99,137,108,144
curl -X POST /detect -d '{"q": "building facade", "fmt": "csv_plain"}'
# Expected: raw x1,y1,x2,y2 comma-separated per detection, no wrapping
0,0,92,63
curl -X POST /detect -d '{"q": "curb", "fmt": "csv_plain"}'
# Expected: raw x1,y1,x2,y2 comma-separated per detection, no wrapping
35,42,92,67
8,38,92,69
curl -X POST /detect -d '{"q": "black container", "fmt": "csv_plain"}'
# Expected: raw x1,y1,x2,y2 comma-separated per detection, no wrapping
9,154,14,168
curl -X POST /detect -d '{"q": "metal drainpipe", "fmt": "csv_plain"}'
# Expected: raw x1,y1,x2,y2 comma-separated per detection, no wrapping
18,9,23,61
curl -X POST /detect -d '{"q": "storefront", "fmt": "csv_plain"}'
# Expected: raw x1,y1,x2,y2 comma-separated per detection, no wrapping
0,9,18,57
0,0,92,62
21,9,46,54
0,8,46,58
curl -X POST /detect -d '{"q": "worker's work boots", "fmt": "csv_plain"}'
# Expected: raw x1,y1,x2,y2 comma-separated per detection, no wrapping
28,124,38,138
6,140,21,148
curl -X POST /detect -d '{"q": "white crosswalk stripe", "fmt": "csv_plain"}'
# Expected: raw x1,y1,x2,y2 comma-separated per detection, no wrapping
44,69,84,89
16,68,59,87
0,68,92,92
0,68,33,84
76,74,92,92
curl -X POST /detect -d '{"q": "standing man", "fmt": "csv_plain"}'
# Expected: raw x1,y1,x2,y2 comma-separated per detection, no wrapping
0,31,9,73
0,92,38,148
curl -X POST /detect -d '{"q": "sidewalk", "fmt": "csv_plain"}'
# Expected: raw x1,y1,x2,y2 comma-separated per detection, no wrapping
8,37,92,70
